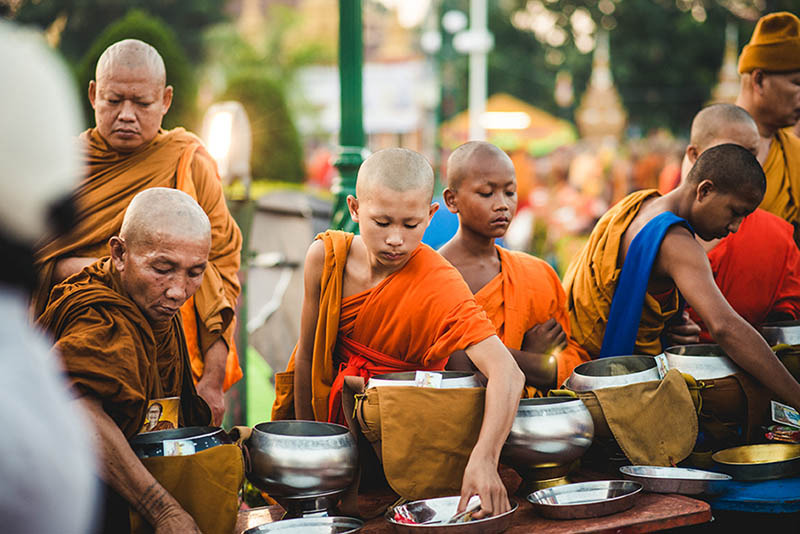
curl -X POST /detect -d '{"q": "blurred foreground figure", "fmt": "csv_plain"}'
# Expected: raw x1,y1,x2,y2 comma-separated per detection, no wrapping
0,20,98,534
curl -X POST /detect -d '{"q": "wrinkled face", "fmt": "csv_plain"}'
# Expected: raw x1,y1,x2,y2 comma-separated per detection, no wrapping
89,66,172,152
760,71,800,128
348,185,436,269
446,163,518,239
111,230,209,324
692,185,760,241
147,404,162,424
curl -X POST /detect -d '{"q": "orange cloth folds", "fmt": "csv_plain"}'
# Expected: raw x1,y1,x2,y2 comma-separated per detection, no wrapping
760,128,800,226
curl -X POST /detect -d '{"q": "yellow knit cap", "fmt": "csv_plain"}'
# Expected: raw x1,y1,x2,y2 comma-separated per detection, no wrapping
738,11,800,74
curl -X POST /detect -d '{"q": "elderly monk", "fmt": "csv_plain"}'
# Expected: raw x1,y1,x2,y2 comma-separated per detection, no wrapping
439,141,589,393
273,148,524,517
564,144,800,410
38,188,213,534
735,12,800,239
681,104,800,341
32,39,242,424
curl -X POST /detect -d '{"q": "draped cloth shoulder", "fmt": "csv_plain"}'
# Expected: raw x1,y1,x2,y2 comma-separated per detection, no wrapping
760,128,800,226
563,190,681,358
37,258,210,439
33,128,243,391
475,246,590,392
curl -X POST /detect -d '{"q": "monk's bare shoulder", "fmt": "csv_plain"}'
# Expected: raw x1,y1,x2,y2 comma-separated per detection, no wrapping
303,239,326,289
654,225,709,280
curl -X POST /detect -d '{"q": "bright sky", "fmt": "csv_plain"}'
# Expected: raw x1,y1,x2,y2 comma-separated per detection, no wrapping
376,0,432,28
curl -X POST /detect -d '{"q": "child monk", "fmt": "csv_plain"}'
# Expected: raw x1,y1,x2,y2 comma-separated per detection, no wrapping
439,141,590,393
272,147,524,517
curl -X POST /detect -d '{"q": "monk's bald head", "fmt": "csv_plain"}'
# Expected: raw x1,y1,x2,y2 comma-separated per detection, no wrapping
446,141,515,191
96,39,166,86
356,148,434,203
690,104,759,154
120,188,210,250
686,143,766,203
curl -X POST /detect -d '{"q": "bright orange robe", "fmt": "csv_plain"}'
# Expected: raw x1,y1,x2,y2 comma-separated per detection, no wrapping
760,128,800,225
475,246,590,392
688,209,800,342
563,190,681,358
272,230,498,422
33,128,243,390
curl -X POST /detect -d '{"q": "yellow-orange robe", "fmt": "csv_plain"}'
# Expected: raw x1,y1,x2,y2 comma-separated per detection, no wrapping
272,230,498,422
33,128,243,390
476,246,590,392
563,190,681,358
760,128,800,226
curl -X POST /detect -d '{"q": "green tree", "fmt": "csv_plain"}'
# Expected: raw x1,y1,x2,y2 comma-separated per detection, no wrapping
77,9,196,130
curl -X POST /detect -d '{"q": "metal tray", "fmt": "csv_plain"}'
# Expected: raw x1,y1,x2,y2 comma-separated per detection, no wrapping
619,465,731,495
527,480,642,520
243,516,363,534
385,496,517,533
712,443,800,481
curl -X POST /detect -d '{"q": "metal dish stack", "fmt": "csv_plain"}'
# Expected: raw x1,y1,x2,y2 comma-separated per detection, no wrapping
619,466,731,496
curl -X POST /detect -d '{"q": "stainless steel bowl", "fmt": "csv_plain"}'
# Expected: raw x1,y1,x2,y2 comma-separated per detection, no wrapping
564,355,660,392
760,320,800,346
366,371,480,389
243,516,364,534
385,496,517,534
663,344,741,380
619,465,731,495
129,426,232,458
712,443,800,481
527,480,642,520
246,421,358,517
501,397,594,491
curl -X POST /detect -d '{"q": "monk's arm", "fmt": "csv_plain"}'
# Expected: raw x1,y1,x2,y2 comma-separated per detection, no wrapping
195,338,226,425
76,396,201,533
461,335,524,517
446,348,555,389
53,257,97,283
661,231,800,409
294,240,325,421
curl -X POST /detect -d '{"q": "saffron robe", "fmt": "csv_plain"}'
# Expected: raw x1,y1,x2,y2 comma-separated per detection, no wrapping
272,230,498,422
563,190,682,358
475,246,590,391
33,128,243,391
688,209,800,342
760,128,800,226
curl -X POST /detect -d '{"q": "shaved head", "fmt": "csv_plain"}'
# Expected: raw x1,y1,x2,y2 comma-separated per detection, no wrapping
356,148,434,203
686,143,766,202
96,39,166,86
120,188,211,249
690,104,758,153
446,141,515,191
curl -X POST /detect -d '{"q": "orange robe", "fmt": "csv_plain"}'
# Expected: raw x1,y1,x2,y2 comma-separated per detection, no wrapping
563,190,681,358
272,230,498,422
760,128,800,226
688,209,800,342
475,246,590,392
33,128,243,391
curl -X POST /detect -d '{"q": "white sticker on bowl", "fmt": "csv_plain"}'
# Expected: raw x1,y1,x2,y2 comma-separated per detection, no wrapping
414,371,443,388
163,439,196,456
654,353,669,379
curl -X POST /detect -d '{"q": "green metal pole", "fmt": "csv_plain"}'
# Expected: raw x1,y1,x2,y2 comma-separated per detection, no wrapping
331,0,365,232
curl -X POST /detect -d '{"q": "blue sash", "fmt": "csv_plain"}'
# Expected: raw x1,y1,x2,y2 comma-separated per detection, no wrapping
599,212,694,358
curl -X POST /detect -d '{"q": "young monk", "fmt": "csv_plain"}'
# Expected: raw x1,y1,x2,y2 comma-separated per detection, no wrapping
272,147,524,517
438,141,590,393
564,143,800,410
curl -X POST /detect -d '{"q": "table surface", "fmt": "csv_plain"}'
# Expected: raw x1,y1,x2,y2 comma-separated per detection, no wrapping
707,476,800,513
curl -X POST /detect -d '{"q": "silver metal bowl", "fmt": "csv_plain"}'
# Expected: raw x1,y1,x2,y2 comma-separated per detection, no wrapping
527,480,642,520
501,397,594,491
760,320,800,346
246,421,358,517
619,465,731,495
712,443,800,481
129,426,232,458
243,516,364,534
385,496,517,534
366,371,480,389
663,344,741,380
564,355,660,392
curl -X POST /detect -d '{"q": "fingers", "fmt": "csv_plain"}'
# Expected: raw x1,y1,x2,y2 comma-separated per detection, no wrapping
456,492,469,514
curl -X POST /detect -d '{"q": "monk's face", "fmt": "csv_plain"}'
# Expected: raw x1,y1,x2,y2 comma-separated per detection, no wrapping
692,183,760,241
347,185,437,269
147,404,162,425
111,230,209,323
757,70,800,129
89,65,173,152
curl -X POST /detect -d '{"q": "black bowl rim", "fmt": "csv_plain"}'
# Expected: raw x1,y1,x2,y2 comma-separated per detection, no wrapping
129,426,229,445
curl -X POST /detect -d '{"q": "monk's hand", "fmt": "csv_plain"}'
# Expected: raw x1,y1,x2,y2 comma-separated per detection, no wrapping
196,377,225,426
153,507,203,534
458,454,510,520
522,318,567,355
197,338,228,425
665,310,701,346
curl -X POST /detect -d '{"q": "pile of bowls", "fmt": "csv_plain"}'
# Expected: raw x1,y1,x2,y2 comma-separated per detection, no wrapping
663,344,741,380
501,397,594,492
246,421,358,518
563,355,660,392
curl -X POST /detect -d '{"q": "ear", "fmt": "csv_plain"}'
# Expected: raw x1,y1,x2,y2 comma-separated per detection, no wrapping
161,85,174,116
109,236,127,271
696,179,715,202
752,69,766,93
346,195,359,223
428,201,440,219
88,80,97,110
442,188,458,213
686,145,699,165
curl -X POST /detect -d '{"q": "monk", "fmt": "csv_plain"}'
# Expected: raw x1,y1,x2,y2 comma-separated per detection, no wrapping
38,188,213,533
273,148,524,517
563,144,800,410
32,39,242,424
681,104,800,341
736,11,800,240
438,141,590,393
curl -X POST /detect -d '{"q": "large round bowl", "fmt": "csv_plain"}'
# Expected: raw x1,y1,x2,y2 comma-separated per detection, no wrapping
501,397,594,492
663,344,741,380
760,320,800,346
129,426,232,458
366,371,480,389
712,443,800,481
564,355,660,392
246,421,358,517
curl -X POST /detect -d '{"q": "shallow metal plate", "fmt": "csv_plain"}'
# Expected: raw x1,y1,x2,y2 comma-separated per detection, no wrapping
385,496,517,533
527,480,642,519
619,465,731,495
243,516,363,534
